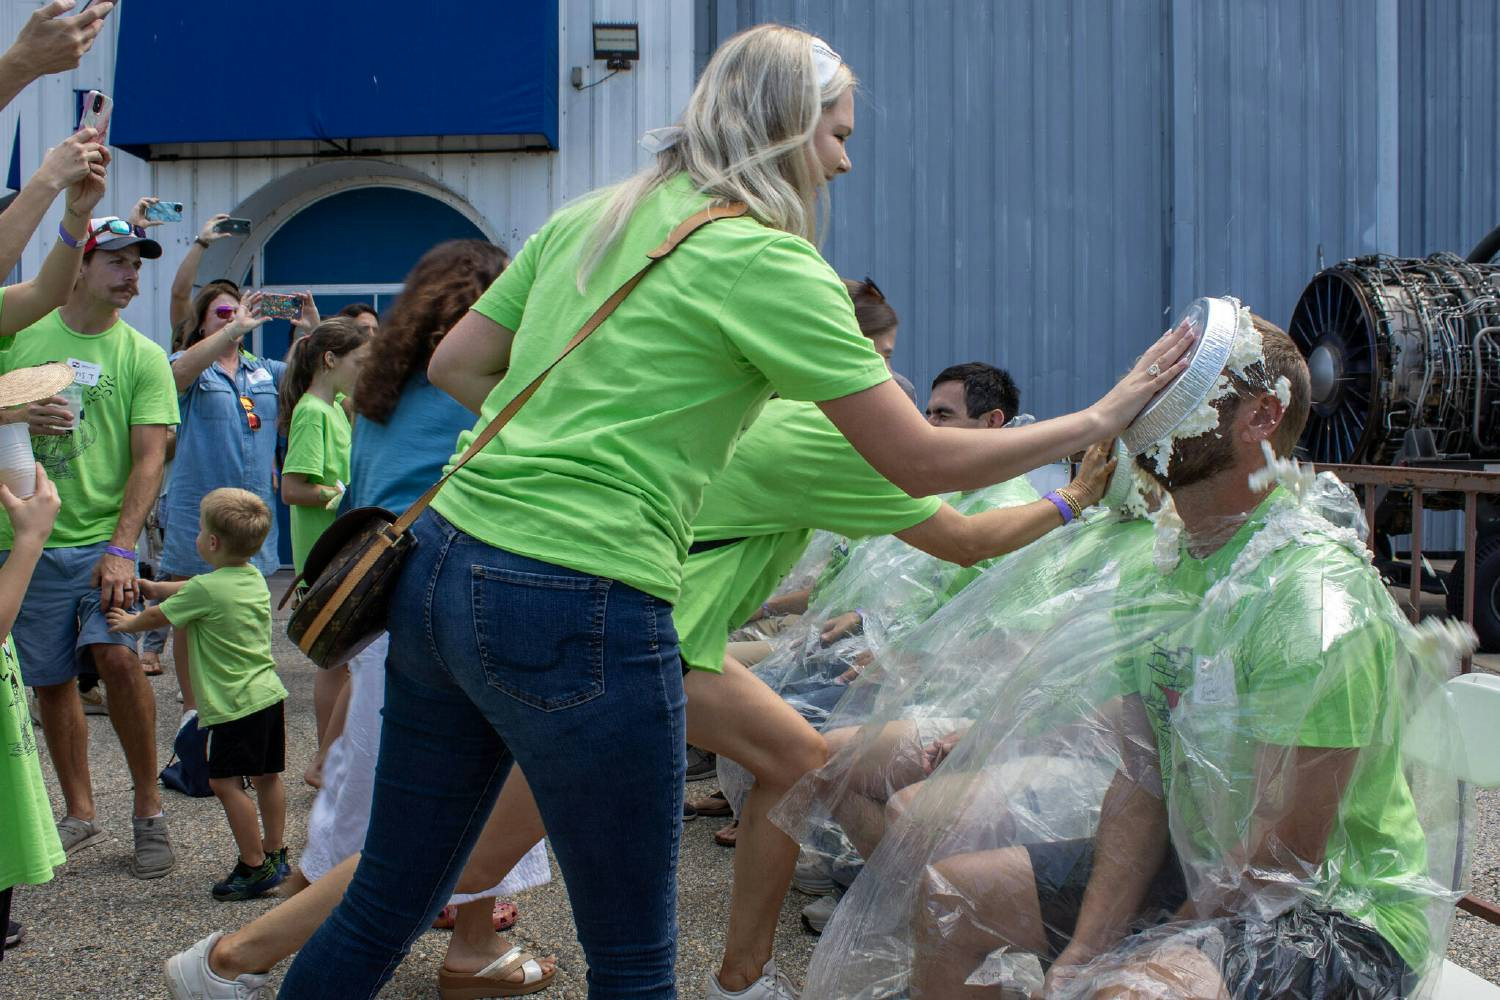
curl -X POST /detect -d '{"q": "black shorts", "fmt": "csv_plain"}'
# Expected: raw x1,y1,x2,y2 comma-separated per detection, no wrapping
1215,907,1415,999
1025,838,1414,997
206,701,285,780
1026,837,1188,960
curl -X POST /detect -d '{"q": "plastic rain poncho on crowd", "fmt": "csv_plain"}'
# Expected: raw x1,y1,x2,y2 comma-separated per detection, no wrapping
715,477,1040,811
794,472,1473,1000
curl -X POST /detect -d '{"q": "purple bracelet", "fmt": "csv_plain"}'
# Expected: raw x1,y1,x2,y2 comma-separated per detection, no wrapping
1044,491,1075,525
104,545,137,561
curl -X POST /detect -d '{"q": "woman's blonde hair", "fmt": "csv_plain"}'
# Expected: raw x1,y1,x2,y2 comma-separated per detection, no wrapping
576,23,856,290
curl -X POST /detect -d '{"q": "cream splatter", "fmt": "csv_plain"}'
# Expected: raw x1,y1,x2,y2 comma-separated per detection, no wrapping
1150,497,1184,574
1247,440,1318,500
1274,375,1292,408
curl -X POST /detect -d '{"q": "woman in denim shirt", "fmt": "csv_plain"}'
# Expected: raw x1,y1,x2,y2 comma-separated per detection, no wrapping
160,283,314,711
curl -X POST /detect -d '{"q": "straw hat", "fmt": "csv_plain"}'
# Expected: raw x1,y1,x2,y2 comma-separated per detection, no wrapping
1120,296,1240,455
0,363,78,409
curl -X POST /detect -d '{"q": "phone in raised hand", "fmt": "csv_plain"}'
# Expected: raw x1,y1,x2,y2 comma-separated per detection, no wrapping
256,292,303,321
213,217,252,236
78,90,113,142
144,201,183,223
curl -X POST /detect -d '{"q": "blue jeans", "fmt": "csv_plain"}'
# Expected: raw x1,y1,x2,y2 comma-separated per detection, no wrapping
280,511,686,999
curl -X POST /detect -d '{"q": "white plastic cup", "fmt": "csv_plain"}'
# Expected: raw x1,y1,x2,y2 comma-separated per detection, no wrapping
0,422,36,498
59,383,85,428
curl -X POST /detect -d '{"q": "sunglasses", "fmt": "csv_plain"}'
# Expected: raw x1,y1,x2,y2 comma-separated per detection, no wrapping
239,395,262,432
90,218,135,240
213,305,237,319
863,276,886,303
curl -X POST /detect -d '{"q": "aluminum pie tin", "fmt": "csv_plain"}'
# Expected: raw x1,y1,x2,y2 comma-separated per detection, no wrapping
1099,440,1138,509
1120,296,1239,455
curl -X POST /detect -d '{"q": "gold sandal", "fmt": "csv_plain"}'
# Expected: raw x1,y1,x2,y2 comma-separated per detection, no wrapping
438,945,555,998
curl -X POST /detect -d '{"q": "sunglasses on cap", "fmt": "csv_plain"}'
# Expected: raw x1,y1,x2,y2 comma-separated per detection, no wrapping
90,218,136,240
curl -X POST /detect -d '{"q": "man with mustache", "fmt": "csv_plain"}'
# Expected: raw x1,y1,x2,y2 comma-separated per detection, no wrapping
0,215,181,879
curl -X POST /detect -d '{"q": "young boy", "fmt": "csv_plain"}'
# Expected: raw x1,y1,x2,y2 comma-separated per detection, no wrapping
1,464,64,958
108,487,288,901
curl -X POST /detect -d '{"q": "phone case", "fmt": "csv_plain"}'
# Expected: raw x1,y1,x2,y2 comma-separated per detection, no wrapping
215,218,252,236
78,91,112,141
258,294,303,321
145,202,183,223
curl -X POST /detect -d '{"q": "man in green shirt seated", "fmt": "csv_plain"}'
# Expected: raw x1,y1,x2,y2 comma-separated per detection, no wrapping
906,316,1443,998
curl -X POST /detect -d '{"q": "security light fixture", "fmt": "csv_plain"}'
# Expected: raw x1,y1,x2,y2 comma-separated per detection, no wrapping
593,22,640,70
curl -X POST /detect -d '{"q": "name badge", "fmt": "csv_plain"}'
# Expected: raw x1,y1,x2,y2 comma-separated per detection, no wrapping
247,367,273,386
67,359,102,386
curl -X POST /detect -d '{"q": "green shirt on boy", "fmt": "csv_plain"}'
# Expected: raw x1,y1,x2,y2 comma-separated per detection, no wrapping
160,565,287,728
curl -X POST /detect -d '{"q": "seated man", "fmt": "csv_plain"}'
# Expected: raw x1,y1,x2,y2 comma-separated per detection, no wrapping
896,311,1446,998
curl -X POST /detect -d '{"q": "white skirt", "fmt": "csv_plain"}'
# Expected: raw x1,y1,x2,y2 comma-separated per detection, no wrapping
299,633,551,900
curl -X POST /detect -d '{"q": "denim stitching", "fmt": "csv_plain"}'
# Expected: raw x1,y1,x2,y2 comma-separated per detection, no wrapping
470,566,609,712
420,519,458,674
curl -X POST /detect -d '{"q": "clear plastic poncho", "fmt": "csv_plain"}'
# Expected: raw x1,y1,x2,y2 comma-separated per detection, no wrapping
794,474,1472,999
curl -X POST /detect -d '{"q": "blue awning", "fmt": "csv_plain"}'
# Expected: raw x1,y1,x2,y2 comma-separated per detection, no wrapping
111,3,558,159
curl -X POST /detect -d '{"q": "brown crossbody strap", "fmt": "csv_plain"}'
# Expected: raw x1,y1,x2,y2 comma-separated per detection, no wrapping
389,200,749,535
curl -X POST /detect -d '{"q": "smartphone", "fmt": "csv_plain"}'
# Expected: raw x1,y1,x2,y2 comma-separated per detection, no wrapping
213,217,252,236
78,90,112,142
256,292,303,321
144,201,183,223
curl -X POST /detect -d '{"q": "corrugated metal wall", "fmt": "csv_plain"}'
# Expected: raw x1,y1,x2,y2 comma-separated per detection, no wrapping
708,0,1495,430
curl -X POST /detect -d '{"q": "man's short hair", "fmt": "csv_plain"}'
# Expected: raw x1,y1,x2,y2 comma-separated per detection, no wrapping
339,302,377,320
1231,314,1310,457
931,362,1020,421
200,488,272,560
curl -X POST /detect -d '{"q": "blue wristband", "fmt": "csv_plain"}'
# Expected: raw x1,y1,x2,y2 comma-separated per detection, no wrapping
58,222,82,248
104,545,137,561
1044,491,1075,525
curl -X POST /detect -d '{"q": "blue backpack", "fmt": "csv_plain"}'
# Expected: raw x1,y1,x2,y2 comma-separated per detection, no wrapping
159,713,212,798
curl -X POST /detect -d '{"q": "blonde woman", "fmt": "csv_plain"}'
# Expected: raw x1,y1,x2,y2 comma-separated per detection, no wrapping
279,24,1189,1000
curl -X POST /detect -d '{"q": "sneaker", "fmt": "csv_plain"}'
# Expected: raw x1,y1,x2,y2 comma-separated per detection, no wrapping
270,846,289,881
211,858,283,901
79,685,108,716
131,815,177,879
791,851,836,896
686,745,718,780
164,931,274,999
706,958,799,999
800,890,842,935
3,920,22,950
56,816,107,856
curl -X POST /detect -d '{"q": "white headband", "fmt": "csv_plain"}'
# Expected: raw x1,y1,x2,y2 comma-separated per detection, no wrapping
640,36,845,154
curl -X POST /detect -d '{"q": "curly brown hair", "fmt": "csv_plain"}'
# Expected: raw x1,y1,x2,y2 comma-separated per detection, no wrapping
354,240,509,424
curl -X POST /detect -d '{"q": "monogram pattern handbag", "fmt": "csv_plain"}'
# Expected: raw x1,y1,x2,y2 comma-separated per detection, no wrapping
281,201,750,668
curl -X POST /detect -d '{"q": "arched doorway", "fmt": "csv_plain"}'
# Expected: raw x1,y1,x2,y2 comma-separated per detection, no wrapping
230,182,490,566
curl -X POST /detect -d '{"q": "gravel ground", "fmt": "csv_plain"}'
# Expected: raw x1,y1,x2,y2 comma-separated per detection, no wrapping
3,574,1497,997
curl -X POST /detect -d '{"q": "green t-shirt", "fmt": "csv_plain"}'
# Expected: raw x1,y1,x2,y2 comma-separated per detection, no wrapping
159,564,287,728
432,174,892,603
0,309,179,550
0,636,64,889
677,398,942,671
283,393,352,574
1118,490,1429,969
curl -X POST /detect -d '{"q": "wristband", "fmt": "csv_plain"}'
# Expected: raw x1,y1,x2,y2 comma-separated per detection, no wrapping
104,545,137,561
58,222,82,249
194,237,211,249
1044,491,1076,525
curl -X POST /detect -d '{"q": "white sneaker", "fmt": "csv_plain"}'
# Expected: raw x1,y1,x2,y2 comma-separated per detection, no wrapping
800,890,842,935
164,932,273,999
706,958,800,999
791,851,836,896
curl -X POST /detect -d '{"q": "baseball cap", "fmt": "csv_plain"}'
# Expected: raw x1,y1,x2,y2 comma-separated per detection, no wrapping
84,217,162,259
